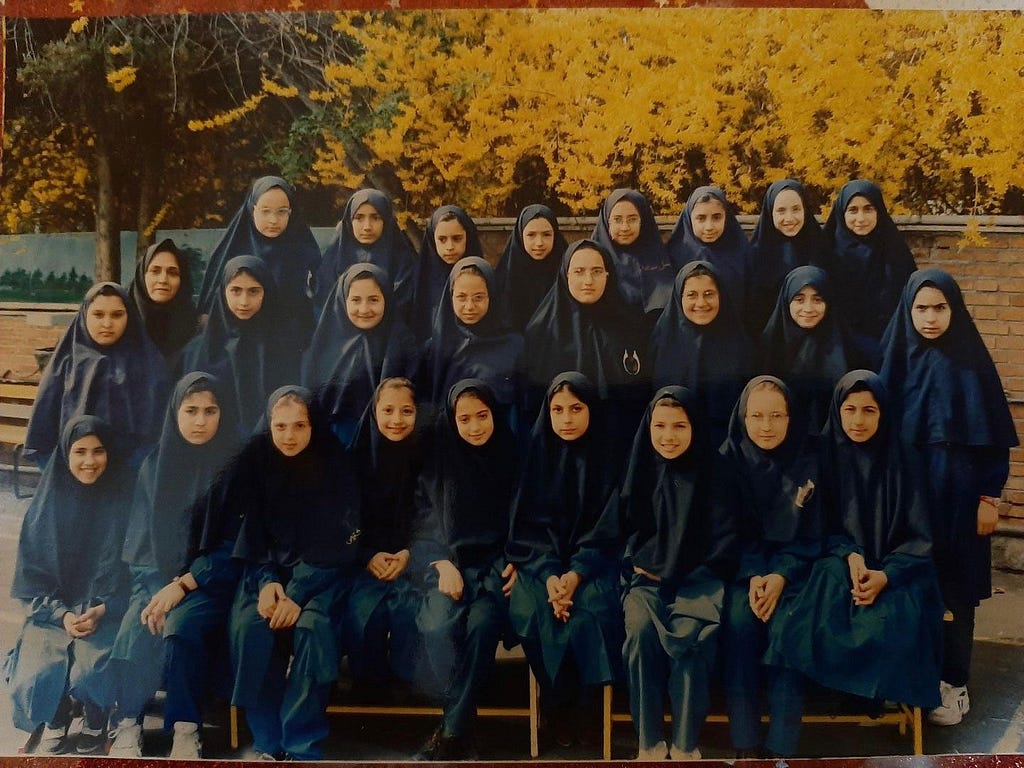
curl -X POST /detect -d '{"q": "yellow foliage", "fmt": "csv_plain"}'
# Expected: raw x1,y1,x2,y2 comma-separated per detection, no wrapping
109,42,132,56
69,17,89,34
106,66,138,92
958,217,989,251
261,75,300,99
188,93,267,132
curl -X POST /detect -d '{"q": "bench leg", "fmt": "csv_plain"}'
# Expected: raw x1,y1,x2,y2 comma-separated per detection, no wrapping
603,684,612,760
529,668,539,758
912,706,923,755
230,705,239,750
13,444,24,499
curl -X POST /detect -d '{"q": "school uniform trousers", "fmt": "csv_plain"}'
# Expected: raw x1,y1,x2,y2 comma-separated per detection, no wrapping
109,567,169,721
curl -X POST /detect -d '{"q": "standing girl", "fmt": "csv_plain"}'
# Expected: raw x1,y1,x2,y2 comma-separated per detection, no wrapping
128,238,199,369
496,204,568,332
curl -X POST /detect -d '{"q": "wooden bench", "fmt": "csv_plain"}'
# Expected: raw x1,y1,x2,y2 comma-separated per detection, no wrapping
0,381,39,498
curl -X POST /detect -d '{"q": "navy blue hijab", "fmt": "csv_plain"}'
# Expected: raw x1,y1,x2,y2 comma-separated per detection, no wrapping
128,238,199,366
26,282,169,460
590,189,673,313
879,269,1017,449
313,189,417,317
496,204,568,331
667,186,753,310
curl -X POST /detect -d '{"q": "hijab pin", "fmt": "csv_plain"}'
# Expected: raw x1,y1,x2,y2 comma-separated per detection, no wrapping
622,350,641,377
347,528,362,545
795,479,815,509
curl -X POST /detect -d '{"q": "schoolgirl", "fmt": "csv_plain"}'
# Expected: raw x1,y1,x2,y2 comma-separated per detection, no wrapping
181,255,299,435
128,238,199,368
496,204,568,332
196,176,321,341
302,263,419,447
590,188,674,313
879,269,1018,726
313,189,417,317
343,378,425,690
650,261,752,450
759,266,860,433
106,372,238,758
7,416,131,754
719,376,823,758
586,386,737,760
765,370,943,710
411,379,518,760
25,282,168,468
507,372,624,749
410,205,484,340
824,179,917,362
666,186,754,311
229,386,362,760
746,180,831,335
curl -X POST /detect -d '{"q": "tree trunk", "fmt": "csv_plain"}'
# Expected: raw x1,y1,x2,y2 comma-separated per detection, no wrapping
93,135,120,283
135,145,158,263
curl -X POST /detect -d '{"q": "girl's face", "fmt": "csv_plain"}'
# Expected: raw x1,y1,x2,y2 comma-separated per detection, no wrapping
772,188,805,238
649,403,692,460
451,272,490,326
225,272,265,320
744,388,790,451
789,285,827,329
270,399,312,457
566,248,608,305
548,388,590,442
840,390,881,444
86,294,129,346
375,387,417,443
177,390,222,446
253,187,292,239
522,217,556,261
346,277,386,330
608,200,642,247
68,434,108,484
690,199,727,244
434,218,468,265
454,393,494,447
843,194,878,237
144,251,183,304
681,274,720,326
352,203,385,245
911,286,951,340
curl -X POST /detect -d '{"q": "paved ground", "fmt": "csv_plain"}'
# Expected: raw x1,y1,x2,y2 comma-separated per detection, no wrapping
0,481,1021,760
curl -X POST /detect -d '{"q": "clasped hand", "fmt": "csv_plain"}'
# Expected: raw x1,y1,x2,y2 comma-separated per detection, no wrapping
748,573,786,622
257,582,301,629
846,553,888,606
63,603,106,638
546,571,582,622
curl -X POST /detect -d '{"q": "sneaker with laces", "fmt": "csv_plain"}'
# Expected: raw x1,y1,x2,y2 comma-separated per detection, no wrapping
36,724,70,755
108,720,143,757
669,744,702,760
76,726,107,755
928,681,970,726
637,739,669,760
169,722,202,759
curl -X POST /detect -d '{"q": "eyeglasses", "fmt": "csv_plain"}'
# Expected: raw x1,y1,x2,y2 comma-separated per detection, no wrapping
570,267,608,279
255,207,292,220
610,215,641,226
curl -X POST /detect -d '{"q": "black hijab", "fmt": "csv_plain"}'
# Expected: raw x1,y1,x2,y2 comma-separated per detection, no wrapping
496,204,568,331
824,179,917,346
410,205,484,340
879,268,1018,449
128,238,198,366
121,372,241,581
26,282,169,459
313,189,417,316
302,263,419,428
590,189,673,313
12,416,131,607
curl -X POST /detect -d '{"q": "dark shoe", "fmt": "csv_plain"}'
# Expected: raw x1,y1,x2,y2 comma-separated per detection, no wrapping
734,747,768,759
416,728,473,761
76,727,107,755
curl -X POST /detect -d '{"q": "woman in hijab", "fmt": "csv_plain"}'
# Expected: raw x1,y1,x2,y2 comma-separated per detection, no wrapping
106,372,238,759
666,186,754,311
182,255,299,435
302,263,419,447
229,386,362,761
765,370,943,710
719,376,823,758
879,269,1018,727
411,379,518,760
128,238,199,368
8,416,131,755
25,282,169,468
824,179,917,363
590,189,673,314
343,378,425,693
196,176,321,342
650,261,752,450
313,189,417,318
496,204,568,332
410,205,484,341
747,180,832,336
759,266,860,434
507,372,623,750
584,386,737,760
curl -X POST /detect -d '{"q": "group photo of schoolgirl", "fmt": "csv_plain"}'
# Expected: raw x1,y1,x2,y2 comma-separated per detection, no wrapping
3,173,1018,762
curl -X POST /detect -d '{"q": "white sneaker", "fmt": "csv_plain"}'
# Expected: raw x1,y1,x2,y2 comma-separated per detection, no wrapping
108,720,143,758
36,724,69,754
170,722,202,759
669,744,702,760
637,740,669,760
928,681,970,726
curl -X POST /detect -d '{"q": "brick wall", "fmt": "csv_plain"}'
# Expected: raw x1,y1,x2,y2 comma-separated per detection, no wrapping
0,311,72,380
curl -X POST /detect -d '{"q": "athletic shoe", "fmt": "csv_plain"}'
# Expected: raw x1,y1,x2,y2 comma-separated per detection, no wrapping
169,722,202,760
107,720,143,757
36,724,70,755
637,739,668,760
928,681,970,726
76,726,107,755
669,745,702,760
